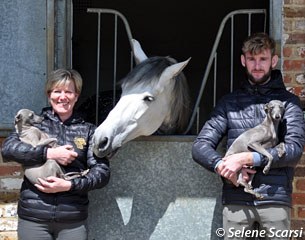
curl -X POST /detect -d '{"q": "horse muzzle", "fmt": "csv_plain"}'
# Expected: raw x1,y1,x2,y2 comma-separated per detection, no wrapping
92,136,119,159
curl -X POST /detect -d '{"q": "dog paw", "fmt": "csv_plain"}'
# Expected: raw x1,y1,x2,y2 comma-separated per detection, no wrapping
276,142,286,157
244,187,263,199
263,167,270,175
255,193,264,200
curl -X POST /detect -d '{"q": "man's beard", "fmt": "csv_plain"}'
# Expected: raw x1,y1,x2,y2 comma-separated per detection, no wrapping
246,67,272,85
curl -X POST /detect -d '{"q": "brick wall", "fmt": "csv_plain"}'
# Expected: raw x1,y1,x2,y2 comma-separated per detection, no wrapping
0,137,21,240
283,0,305,97
283,0,305,238
292,154,305,238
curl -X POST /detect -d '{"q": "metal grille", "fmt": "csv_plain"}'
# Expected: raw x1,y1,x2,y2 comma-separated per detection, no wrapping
184,9,267,134
87,8,134,125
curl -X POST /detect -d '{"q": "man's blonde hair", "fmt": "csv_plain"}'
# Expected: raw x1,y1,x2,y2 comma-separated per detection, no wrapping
242,32,276,56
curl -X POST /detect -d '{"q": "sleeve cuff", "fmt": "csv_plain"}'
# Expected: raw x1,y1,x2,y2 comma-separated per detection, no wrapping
214,160,223,173
252,152,262,167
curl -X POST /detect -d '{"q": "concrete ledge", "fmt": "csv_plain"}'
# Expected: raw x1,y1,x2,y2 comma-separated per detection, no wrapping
0,126,13,138
136,135,196,142
88,140,223,240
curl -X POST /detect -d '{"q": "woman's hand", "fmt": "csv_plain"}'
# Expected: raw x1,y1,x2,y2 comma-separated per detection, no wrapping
47,145,78,165
35,176,72,193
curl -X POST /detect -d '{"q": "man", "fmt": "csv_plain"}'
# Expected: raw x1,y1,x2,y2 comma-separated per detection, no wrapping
192,32,305,239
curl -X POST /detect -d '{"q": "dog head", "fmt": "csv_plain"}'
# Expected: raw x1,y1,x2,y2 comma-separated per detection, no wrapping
14,109,44,128
264,100,285,121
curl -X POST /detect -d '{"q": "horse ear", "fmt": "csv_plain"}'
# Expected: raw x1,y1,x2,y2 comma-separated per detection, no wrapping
162,58,191,79
132,39,148,64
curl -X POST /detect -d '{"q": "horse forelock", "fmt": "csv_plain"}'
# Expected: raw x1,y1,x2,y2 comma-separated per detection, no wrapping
121,56,175,91
121,56,190,134
165,70,191,133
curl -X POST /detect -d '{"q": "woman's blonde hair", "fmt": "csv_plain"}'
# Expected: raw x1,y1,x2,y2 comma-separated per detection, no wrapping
45,69,83,96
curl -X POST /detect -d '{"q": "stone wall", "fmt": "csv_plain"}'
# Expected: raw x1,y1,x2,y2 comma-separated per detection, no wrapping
281,0,305,235
88,139,223,240
0,0,47,133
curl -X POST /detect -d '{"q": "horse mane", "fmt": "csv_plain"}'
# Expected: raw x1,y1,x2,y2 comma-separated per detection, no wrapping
120,56,191,134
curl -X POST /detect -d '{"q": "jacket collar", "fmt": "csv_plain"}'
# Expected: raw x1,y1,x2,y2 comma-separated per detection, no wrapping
241,69,286,95
41,107,84,125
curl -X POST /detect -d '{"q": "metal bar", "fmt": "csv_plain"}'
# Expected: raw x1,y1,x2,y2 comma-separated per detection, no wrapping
248,13,252,35
113,15,118,107
196,107,200,134
95,12,101,125
59,0,67,68
263,9,267,32
66,0,73,68
230,16,234,92
46,0,55,76
213,53,217,107
63,0,67,67
184,9,266,134
87,8,134,50
87,8,134,125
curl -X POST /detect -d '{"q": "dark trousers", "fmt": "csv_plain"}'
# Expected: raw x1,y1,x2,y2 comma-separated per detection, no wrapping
18,218,88,240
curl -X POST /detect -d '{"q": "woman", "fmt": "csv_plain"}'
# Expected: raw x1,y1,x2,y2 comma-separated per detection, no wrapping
1,69,110,240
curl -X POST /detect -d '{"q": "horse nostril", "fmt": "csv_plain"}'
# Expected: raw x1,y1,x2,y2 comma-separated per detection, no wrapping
98,137,109,150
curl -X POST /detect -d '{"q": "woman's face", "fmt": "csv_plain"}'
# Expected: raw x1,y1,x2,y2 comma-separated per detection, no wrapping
49,80,79,121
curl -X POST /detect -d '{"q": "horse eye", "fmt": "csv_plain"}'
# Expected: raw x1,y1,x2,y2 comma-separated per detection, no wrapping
143,96,154,102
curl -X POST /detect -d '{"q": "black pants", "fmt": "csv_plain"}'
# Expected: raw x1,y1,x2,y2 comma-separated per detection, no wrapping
18,218,88,240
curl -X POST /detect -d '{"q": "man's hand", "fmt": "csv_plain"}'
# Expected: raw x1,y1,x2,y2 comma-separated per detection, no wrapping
35,176,72,193
222,152,253,166
216,152,254,184
46,145,78,166
240,167,257,183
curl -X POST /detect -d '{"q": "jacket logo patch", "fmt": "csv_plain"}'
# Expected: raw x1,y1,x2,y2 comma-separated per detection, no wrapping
74,137,86,149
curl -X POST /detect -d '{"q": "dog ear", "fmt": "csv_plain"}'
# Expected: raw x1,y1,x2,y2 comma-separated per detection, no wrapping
264,103,269,113
14,114,22,125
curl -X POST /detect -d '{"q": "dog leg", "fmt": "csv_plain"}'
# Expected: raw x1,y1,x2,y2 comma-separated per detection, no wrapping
62,169,89,180
237,170,264,200
37,138,58,147
248,142,273,175
276,142,286,157
238,182,264,199
24,159,65,185
263,155,273,175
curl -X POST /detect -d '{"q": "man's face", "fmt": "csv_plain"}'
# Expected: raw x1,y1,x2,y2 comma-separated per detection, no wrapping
241,49,278,85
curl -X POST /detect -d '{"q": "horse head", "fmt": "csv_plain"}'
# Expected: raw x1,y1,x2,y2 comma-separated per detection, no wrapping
92,39,190,159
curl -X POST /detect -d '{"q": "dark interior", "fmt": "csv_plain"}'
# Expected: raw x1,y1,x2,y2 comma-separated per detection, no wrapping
72,0,269,133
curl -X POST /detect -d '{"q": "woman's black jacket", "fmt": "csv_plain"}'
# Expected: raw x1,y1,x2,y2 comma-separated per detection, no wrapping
1,107,110,223
192,70,305,206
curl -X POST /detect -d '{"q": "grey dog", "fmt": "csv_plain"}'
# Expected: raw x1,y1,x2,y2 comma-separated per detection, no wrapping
224,100,285,199
15,108,88,185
